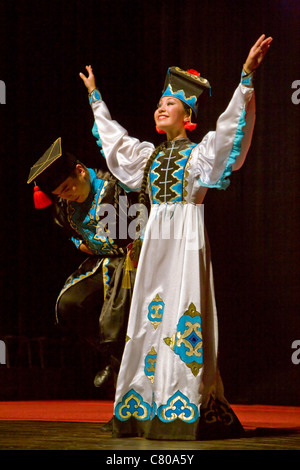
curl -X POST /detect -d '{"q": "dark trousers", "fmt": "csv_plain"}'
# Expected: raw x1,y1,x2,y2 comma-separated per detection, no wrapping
56,268,125,376
57,270,104,353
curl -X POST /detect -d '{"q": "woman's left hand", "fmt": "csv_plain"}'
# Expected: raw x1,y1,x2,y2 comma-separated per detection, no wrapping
244,34,273,73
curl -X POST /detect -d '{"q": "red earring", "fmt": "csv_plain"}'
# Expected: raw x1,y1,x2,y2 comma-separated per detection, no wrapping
155,126,166,134
184,122,197,131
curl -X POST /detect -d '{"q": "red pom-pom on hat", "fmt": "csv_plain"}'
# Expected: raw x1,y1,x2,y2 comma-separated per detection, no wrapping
186,69,200,77
186,69,200,76
33,185,52,209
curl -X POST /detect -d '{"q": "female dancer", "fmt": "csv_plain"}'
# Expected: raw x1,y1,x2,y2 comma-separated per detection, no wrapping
81,34,272,440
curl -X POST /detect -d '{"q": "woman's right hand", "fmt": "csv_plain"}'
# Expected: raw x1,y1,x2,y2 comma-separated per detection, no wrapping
79,65,96,94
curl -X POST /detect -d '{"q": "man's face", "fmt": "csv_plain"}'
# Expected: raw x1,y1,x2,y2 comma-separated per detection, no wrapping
52,164,91,203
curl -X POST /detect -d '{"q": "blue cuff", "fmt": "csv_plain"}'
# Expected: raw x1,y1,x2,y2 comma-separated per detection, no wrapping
89,88,102,104
71,237,82,249
241,68,255,87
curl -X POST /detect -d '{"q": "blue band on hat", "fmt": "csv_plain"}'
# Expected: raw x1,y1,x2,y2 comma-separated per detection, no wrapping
161,84,198,116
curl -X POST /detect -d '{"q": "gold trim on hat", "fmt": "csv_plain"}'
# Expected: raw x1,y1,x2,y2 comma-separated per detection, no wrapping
27,137,62,184
174,67,209,86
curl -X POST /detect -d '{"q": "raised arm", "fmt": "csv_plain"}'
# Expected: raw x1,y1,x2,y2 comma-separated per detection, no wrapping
80,66,154,190
196,34,272,189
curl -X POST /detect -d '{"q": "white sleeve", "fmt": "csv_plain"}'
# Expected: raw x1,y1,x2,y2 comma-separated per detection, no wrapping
194,83,256,189
91,100,155,190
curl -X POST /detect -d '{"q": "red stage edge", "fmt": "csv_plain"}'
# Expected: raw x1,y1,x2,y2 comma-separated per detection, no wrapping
0,401,299,431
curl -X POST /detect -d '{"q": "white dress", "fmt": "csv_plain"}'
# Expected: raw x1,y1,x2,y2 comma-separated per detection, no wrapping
91,80,255,440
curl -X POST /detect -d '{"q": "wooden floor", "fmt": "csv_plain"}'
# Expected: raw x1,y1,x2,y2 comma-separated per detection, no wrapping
1,343,299,451
0,420,299,451
0,400,299,451
0,421,299,450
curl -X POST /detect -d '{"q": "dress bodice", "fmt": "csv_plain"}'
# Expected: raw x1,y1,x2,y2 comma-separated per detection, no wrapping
149,139,197,204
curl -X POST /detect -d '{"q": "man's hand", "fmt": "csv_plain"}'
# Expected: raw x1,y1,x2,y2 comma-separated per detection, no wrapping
79,65,96,94
79,243,94,255
244,34,273,74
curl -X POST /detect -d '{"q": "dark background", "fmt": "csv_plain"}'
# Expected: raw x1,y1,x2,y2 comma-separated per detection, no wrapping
0,0,299,404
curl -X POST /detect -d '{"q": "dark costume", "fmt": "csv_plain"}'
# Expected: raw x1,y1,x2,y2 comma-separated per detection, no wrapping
27,138,138,380
54,168,137,373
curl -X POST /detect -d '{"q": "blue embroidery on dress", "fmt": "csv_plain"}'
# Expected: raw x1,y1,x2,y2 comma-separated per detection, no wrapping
170,145,196,202
149,155,163,203
164,303,203,376
144,347,157,383
147,294,165,329
157,390,199,423
115,389,152,421
200,109,247,190
149,142,196,204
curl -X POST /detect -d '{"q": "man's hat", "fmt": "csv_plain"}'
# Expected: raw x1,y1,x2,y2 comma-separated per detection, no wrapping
27,137,77,208
161,66,211,117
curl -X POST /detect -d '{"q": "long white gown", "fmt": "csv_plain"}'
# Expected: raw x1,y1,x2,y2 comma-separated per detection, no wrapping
91,80,256,439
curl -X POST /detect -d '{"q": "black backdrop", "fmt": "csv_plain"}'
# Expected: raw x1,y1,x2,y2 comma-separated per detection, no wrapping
0,0,299,404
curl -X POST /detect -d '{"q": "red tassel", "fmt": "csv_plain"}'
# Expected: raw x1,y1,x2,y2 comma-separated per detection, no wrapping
155,126,166,134
33,185,52,209
184,121,197,131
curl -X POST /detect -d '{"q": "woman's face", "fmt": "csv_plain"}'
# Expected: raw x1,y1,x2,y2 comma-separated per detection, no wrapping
154,96,189,132
52,164,91,203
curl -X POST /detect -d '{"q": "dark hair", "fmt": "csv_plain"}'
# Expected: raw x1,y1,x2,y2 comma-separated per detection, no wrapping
51,167,127,242
133,142,167,234
50,161,89,239
138,142,166,207
182,102,192,114
69,160,88,177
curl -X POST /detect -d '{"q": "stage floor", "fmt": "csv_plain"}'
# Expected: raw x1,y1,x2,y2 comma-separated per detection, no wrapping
0,401,299,450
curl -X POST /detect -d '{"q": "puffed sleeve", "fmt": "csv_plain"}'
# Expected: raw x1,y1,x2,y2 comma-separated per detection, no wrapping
195,81,256,190
91,95,155,190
